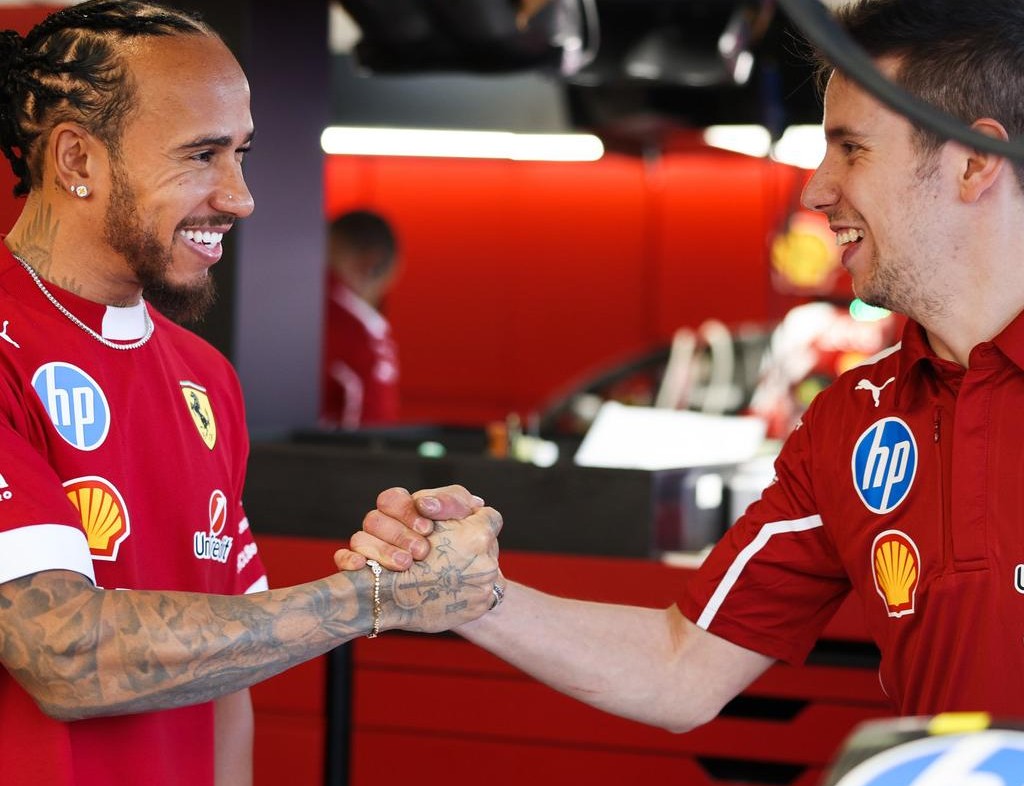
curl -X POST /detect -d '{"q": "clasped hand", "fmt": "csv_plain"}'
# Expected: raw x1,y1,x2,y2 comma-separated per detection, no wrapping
338,486,502,634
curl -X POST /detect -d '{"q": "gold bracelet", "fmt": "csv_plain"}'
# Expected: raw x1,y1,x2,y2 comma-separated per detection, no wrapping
365,559,383,638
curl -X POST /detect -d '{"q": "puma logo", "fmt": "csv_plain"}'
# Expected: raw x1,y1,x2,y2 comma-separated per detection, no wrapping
855,376,895,408
0,320,19,349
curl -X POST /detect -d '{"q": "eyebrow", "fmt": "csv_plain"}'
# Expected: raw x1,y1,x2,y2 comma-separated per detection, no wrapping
824,125,864,142
177,130,255,151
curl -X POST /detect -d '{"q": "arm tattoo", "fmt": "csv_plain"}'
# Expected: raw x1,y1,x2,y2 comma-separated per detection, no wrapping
0,569,375,720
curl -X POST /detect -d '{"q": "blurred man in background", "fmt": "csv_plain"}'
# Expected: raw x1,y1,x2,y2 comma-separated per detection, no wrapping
321,209,401,428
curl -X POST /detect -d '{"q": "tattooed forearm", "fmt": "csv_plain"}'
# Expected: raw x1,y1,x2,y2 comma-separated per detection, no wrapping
0,510,501,721
0,569,373,721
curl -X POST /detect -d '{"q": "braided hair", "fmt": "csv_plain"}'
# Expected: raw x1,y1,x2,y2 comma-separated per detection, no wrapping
0,0,215,197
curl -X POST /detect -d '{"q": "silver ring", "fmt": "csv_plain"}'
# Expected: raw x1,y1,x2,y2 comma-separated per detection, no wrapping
489,583,504,610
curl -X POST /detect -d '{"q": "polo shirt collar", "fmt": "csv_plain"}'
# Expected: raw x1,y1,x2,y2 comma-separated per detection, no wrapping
992,307,1024,372
892,307,1024,405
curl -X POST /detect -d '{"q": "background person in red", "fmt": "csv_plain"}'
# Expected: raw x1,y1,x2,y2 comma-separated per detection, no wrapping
321,209,401,428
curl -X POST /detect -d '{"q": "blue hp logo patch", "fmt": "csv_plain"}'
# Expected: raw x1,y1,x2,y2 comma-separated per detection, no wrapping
32,362,110,451
833,731,1024,785
852,417,916,514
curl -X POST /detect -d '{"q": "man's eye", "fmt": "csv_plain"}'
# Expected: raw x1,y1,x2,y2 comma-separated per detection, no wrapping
193,151,214,163
842,142,861,155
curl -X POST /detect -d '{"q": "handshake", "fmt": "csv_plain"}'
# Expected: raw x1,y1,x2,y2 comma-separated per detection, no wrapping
336,485,505,635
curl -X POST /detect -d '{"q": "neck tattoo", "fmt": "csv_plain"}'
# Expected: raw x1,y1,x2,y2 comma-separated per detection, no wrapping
12,253,155,351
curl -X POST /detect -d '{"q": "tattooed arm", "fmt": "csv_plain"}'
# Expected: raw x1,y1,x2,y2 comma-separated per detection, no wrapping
0,508,502,721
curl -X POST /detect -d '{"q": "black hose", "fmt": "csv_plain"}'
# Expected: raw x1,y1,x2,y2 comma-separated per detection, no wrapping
777,0,1024,160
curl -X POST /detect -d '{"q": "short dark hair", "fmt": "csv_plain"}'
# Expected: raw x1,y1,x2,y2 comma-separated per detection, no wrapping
330,209,398,273
818,0,1024,185
0,0,215,197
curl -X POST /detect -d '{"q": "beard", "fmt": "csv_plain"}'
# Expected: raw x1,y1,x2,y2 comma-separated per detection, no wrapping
856,249,948,325
103,162,217,324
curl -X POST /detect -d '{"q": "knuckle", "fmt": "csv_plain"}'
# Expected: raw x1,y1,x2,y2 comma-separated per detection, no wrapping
376,486,410,510
362,510,387,535
486,507,503,531
347,532,377,558
466,526,491,552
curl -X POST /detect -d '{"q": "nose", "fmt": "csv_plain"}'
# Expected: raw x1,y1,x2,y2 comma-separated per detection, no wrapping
213,162,255,217
800,157,837,215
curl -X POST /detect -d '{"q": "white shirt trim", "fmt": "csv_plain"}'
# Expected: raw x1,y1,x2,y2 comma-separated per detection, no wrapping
331,360,364,429
696,514,824,629
334,286,389,341
244,575,269,594
0,524,96,585
860,341,902,369
102,301,149,340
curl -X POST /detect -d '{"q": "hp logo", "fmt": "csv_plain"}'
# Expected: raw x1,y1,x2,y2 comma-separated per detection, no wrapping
833,730,1024,786
852,417,917,514
32,362,110,451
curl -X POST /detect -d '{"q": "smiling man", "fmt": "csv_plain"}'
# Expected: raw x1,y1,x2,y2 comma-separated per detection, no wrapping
343,0,1024,730
0,3,504,785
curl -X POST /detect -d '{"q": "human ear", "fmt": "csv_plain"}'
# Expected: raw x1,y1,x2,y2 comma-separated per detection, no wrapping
959,118,1009,203
50,122,99,197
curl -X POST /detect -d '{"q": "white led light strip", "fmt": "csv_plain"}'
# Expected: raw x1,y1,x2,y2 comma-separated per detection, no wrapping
321,126,605,162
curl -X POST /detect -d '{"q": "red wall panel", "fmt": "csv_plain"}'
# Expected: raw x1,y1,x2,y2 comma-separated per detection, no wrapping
325,149,807,425
651,151,804,335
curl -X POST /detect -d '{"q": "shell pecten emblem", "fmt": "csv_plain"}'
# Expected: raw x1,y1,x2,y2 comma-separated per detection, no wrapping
871,529,920,618
64,476,130,561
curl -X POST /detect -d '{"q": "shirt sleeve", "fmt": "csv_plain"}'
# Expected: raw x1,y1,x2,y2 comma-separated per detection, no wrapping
680,402,851,664
0,417,95,585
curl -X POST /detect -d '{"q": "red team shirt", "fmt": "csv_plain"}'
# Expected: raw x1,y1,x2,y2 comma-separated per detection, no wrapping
0,246,267,785
321,273,399,429
683,313,1024,714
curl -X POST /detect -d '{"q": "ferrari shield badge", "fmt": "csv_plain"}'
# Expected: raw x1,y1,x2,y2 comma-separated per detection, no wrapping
181,381,217,450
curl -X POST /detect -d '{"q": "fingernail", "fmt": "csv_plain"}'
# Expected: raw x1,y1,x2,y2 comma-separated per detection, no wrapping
472,495,485,507
394,551,412,569
411,540,429,559
413,518,433,535
419,496,441,515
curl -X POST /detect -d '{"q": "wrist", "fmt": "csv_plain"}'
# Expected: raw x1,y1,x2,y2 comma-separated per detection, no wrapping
365,559,383,638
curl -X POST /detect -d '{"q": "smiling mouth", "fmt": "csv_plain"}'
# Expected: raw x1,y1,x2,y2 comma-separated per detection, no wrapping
181,229,224,248
835,228,865,247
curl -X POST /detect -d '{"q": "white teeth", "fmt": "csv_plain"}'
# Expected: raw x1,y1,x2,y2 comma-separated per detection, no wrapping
835,228,865,246
182,229,224,246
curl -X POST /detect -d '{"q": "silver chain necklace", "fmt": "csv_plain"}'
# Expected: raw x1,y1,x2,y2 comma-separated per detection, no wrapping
12,254,155,351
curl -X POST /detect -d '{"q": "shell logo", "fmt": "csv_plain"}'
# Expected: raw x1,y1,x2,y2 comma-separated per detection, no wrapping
63,476,130,561
770,211,841,294
871,529,920,618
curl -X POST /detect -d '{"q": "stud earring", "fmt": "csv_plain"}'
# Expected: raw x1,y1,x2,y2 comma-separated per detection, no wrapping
70,184,89,198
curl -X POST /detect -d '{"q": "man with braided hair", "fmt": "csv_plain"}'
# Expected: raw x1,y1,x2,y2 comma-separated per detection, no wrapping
0,3,504,784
